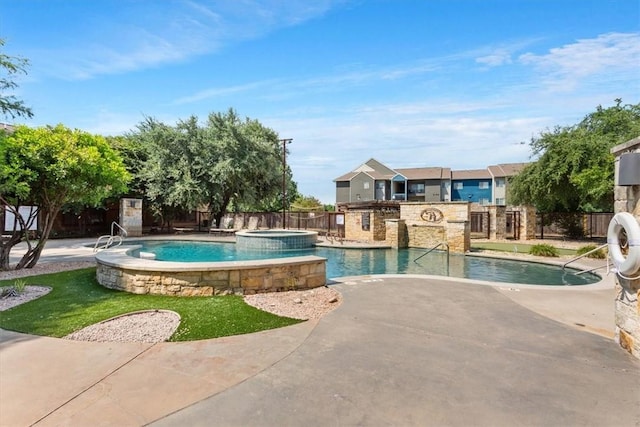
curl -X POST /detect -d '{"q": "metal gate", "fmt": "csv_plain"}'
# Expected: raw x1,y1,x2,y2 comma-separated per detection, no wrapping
506,211,520,240
470,212,489,238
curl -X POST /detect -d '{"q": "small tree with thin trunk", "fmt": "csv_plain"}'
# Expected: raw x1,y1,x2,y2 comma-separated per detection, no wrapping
0,124,129,270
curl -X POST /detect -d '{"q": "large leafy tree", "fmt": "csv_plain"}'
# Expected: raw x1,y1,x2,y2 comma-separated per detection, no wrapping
0,125,130,270
0,38,33,120
510,100,640,213
130,109,289,229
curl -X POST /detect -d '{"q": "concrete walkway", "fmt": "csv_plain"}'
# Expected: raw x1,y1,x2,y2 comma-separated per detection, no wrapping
1,237,639,426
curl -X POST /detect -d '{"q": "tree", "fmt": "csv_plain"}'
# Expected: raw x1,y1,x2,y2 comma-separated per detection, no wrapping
0,38,33,120
510,100,640,213
203,109,284,227
291,195,323,211
129,109,289,229
0,124,130,270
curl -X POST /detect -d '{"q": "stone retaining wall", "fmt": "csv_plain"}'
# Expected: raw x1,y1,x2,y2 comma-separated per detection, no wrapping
96,249,327,296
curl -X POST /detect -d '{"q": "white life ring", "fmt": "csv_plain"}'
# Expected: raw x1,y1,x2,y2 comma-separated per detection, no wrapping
607,212,640,276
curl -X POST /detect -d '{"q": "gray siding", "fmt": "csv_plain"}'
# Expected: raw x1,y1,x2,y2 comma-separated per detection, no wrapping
351,173,375,201
336,181,350,204
425,179,441,202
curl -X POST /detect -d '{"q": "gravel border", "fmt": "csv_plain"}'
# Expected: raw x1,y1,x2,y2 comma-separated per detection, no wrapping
64,310,181,343
0,285,52,311
1,261,342,342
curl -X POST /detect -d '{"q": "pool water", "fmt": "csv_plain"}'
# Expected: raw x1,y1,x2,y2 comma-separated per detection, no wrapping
133,241,599,286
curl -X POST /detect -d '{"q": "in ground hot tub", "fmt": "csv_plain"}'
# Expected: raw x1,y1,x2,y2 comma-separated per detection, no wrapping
235,229,318,251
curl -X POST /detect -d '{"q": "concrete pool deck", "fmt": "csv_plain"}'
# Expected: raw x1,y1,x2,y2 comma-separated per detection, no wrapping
1,236,639,426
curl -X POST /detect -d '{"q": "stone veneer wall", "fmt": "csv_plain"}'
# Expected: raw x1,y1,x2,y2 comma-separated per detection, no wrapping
344,210,400,242
400,202,470,253
119,198,143,237
97,258,327,296
611,136,640,359
385,219,408,248
511,205,537,240
488,205,506,240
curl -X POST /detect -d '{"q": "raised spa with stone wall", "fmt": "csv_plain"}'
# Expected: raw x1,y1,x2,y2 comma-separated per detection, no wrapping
95,246,327,296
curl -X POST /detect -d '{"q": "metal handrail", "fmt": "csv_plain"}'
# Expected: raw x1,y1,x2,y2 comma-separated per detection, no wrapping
574,262,613,276
414,242,450,276
414,242,449,263
562,243,608,270
93,222,127,252
562,243,608,275
111,221,128,238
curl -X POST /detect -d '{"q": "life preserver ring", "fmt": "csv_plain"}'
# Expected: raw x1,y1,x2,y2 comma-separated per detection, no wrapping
607,212,640,276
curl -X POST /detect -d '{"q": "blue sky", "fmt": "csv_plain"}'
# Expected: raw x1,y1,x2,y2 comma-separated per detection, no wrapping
2,0,639,204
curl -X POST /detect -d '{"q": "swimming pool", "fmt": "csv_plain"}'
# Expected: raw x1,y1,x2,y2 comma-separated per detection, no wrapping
132,241,599,286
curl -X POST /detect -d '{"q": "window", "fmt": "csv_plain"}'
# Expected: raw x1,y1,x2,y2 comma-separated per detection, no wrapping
479,198,490,205
496,198,505,205
479,181,489,189
496,178,505,188
453,182,463,190
361,212,370,231
409,183,425,194
363,182,370,190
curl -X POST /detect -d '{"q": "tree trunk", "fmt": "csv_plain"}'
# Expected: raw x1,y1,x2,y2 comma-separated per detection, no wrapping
212,195,232,229
213,211,224,229
0,230,25,271
14,206,59,270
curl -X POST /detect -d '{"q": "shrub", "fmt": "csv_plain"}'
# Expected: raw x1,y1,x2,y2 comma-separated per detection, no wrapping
0,279,27,298
576,245,606,259
529,244,559,257
13,279,27,293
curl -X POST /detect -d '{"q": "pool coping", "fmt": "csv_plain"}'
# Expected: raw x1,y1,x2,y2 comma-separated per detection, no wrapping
95,245,327,272
94,239,613,290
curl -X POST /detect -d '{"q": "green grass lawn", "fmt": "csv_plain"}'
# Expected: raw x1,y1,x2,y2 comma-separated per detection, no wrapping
470,242,577,256
0,268,302,341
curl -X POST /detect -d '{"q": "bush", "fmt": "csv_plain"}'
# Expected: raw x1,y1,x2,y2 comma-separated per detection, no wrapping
529,244,559,257
576,245,606,259
0,279,27,298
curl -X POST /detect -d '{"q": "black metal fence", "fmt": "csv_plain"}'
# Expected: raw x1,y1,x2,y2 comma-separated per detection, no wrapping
470,212,489,238
536,212,613,240
469,210,611,240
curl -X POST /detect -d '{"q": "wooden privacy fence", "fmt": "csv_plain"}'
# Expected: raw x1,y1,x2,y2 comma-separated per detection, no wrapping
197,211,342,235
536,212,614,239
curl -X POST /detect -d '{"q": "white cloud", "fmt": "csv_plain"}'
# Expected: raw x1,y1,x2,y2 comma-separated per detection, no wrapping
266,101,550,203
519,32,640,91
32,0,347,81
173,80,278,105
476,48,513,67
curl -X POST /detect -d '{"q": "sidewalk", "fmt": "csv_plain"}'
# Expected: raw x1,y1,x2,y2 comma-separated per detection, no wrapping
1,238,638,426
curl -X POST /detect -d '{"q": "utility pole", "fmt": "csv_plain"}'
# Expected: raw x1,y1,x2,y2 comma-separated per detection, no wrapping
280,138,293,229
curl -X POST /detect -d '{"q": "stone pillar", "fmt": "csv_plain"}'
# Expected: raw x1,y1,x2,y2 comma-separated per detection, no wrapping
446,220,470,253
385,219,408,248
488,205,506,240
519,205,537,240
119,198,143,237
611,137,640,359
